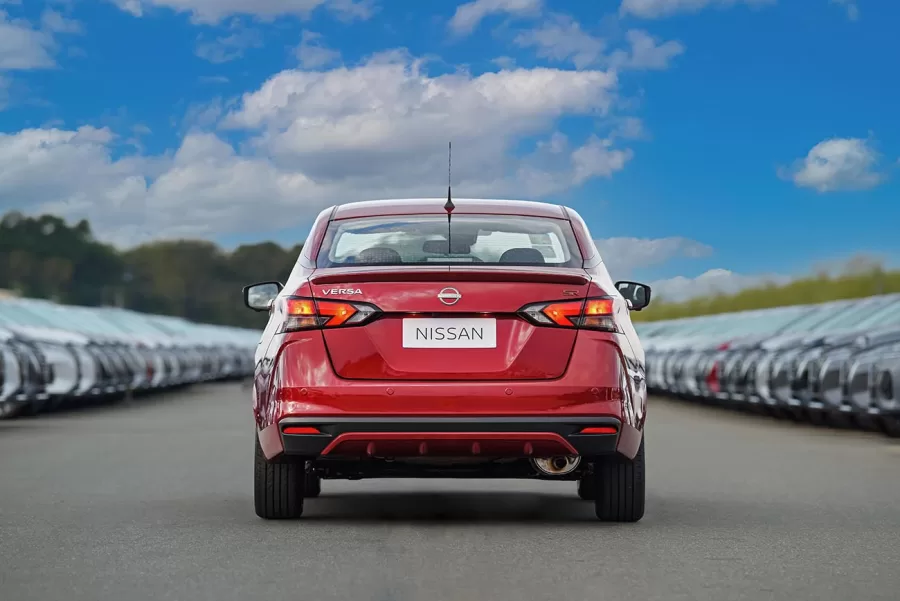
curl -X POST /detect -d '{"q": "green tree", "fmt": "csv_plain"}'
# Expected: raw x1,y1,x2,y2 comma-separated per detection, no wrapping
634,263,900,322
8,210,895,327
0,211,301,328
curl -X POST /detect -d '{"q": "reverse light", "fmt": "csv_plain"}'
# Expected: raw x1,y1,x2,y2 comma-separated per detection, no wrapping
519,297,619,332
280,296,380,333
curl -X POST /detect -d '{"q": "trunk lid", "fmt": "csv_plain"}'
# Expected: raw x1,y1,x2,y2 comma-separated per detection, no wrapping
309,266,592,381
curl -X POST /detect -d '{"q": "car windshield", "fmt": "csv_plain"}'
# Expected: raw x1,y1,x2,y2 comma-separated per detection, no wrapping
853,296,900,330
777,302,855,333
316,215,583,268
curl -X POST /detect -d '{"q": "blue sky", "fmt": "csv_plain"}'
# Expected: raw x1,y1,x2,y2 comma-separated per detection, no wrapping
0,0,896,300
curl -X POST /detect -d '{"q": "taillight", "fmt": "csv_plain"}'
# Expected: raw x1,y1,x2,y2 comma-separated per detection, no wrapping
518,297,618,332
280,296,380,333
706,361,720,394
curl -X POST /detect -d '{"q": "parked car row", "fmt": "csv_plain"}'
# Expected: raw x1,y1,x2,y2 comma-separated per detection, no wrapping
0,297,259,419
637,293,900,437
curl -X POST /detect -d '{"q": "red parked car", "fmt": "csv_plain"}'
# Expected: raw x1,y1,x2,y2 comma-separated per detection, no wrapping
244,198,651,521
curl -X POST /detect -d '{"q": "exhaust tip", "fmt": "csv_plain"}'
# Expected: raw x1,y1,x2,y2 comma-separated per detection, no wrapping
531,456,581,476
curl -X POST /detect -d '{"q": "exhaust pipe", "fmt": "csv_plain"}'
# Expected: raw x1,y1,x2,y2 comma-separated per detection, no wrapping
531,456,581,476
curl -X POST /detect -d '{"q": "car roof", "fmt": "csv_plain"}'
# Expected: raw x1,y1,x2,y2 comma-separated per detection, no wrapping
331,198,568,220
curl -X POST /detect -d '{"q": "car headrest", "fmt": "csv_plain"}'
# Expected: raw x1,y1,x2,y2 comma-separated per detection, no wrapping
498,248,545,264
422,239,473,254
357,247,402,264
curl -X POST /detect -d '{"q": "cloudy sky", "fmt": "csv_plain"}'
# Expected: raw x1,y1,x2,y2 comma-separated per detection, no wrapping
0,0,896,301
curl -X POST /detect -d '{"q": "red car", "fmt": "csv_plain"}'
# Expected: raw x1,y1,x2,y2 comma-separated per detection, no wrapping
244,198,651,521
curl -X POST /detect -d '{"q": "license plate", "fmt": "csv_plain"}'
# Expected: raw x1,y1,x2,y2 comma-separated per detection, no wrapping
402,318,497,349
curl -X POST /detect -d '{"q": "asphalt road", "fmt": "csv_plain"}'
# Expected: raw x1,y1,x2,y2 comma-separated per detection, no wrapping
1,384,899,601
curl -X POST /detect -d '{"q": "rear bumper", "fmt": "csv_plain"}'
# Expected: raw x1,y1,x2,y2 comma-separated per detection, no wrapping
255,330,646,462
260,416,641,461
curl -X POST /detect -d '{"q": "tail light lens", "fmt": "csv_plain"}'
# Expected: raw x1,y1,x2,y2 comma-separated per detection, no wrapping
518,297,619,332
706,361,720,394
280,296,380,333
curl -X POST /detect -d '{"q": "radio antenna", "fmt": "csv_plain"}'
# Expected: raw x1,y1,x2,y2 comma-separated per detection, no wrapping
444,142,454,254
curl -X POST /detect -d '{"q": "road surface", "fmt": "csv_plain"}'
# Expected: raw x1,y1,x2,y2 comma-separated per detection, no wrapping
1,383,898,601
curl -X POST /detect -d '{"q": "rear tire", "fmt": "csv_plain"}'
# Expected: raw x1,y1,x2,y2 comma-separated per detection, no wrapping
577,477,595,500
592,438,645,523
0,401,17,419
879,416,900,438
254,435,305,519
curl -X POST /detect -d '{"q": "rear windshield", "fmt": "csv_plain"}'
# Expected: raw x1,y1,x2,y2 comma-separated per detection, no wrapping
315,215,583,268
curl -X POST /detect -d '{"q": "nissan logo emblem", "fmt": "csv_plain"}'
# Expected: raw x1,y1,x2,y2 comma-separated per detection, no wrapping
437,287,462,306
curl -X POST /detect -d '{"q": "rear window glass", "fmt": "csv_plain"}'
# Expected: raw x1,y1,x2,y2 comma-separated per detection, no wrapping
316,215,583,268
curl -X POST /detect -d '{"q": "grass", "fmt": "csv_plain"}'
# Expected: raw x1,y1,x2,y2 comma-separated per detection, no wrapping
632,267,900,322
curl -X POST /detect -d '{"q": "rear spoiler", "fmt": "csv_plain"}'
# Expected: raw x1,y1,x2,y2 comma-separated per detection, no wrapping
309,267,591,286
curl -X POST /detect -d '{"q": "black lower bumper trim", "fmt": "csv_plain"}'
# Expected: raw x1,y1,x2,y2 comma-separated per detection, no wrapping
315,459,586,480
278,416,623,458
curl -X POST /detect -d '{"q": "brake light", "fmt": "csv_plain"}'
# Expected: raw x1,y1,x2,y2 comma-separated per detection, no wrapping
518,297,619,332
280,296,380,333
578,426,618,435
283,426,322,435
706,361,720,394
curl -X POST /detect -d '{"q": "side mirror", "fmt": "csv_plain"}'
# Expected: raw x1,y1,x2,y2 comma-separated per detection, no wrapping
243,281,283,312
615,280,651,311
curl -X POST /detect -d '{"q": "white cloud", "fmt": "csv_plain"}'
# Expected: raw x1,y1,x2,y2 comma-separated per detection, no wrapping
649,268,791,302
110,0,374,24
195,23,262,63
595,236,713,279
225,53,618,153
449,0,543,35
831,0,859,21
513,14,606,69
180,97,230,132
514,17,683,71
0,10,56,70
115,0,144,16
327,0,377,22
613,116,647,139
40,9,83,34
781,137,886,193
619,0,775,19
0,56,633,244
608,29,684,70
571,135,633,183
0,8,83,77
295,30,341,69
0,126,152,240
492,56,517,69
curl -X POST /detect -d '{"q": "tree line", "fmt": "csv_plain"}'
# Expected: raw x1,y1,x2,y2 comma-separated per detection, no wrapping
2,210,895,327
0,211,300,329
634,257,898,322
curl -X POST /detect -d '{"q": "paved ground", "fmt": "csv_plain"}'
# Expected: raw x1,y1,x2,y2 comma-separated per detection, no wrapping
1,383,899,601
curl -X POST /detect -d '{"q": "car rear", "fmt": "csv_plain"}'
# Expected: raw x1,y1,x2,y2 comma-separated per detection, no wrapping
252,200,646,522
